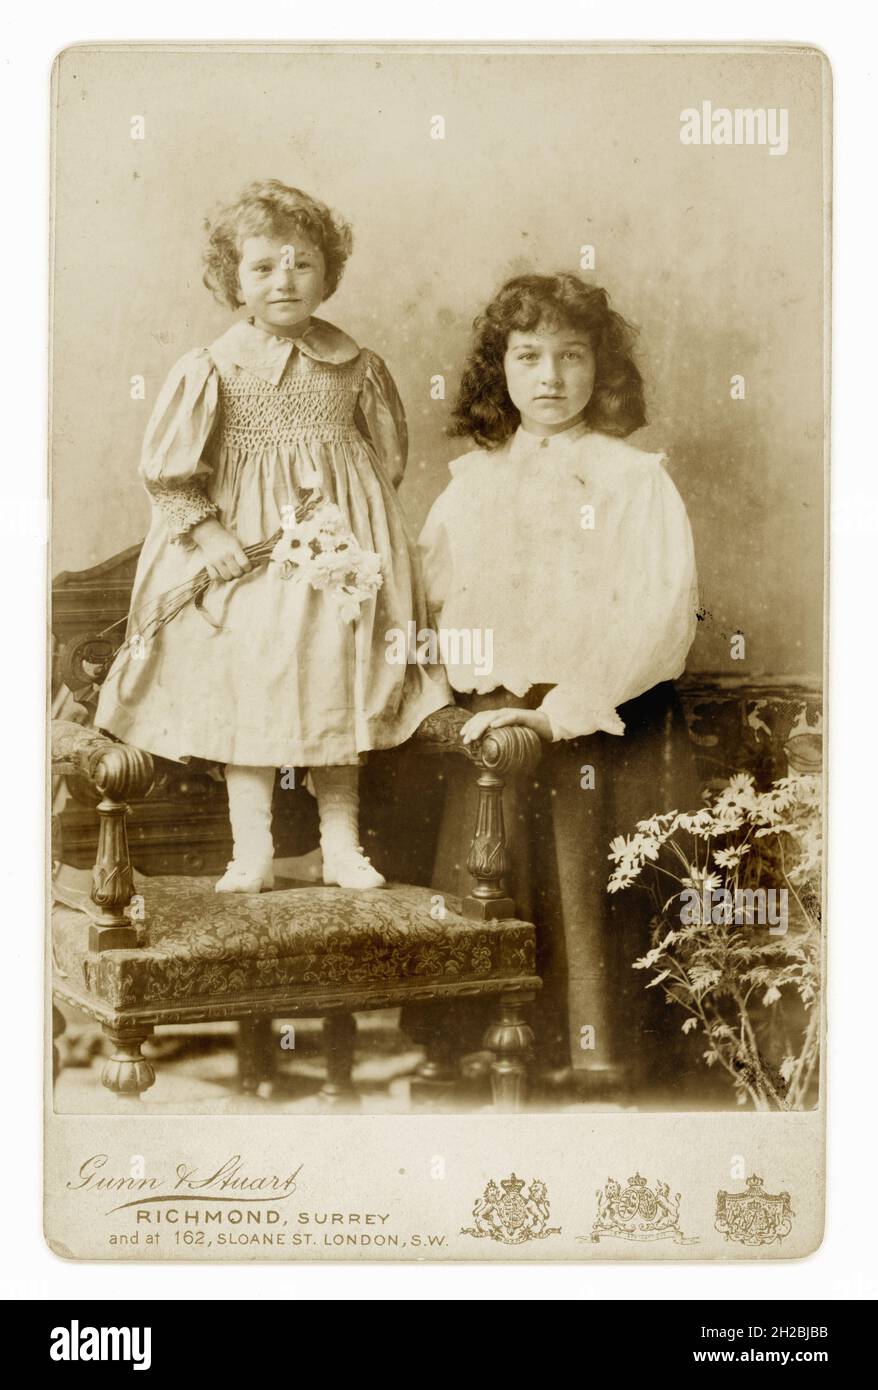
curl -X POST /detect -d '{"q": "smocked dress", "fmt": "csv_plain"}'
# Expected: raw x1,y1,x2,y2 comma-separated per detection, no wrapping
412,421,701,1089
95,317,451,767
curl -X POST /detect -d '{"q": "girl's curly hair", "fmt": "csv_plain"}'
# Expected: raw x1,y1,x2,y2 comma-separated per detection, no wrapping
450,273,646,448
202,179,353,309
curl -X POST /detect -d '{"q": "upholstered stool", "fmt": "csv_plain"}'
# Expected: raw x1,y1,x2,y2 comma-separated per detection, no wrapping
52,711,542,1110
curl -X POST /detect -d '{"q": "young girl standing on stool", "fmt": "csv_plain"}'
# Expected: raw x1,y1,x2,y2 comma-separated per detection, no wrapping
97,179,450,893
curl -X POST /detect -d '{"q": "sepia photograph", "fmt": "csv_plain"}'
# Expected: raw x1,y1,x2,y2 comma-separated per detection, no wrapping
45,39,828,1263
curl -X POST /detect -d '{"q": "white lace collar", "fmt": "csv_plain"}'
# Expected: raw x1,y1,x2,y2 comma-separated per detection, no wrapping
209,316,361,384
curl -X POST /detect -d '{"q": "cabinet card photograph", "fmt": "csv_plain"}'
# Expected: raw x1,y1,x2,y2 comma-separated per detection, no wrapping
47,42,829,1260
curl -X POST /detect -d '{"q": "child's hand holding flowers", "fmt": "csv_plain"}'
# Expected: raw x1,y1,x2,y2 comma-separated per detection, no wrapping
191,517,253,581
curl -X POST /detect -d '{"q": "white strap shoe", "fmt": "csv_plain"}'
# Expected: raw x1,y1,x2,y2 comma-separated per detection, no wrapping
215,859,275,894
322,847,386,890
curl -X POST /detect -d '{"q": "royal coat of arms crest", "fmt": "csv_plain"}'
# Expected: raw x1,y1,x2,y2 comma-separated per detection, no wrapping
715,1174,794,1246
461,1174,560,1244
589,1173,696,1243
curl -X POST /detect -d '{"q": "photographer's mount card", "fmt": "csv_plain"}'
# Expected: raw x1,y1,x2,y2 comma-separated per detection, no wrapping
47,42,828,1261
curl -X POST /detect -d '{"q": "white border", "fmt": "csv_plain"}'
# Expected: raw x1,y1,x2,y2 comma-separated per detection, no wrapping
6,1,876,1301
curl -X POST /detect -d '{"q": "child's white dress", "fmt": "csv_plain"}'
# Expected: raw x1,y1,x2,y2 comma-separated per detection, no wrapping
96,317,450,766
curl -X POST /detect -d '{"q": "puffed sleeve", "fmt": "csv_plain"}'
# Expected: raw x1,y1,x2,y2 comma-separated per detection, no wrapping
417,485,455,623
539,459,699,741
355,351,409,488
139,348,220,541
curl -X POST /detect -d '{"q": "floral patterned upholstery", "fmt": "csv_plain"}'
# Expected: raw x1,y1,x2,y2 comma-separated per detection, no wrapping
53,877,537,1013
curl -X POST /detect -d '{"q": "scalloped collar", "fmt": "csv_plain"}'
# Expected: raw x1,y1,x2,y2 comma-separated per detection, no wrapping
209,316,361,384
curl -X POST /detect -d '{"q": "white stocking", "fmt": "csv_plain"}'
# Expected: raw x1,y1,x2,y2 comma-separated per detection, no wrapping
224,764,275,866
311,765,360,857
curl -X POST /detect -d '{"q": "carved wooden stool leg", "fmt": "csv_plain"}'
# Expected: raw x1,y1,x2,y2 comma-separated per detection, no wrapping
238,1015,275,1094
319,1012,359,1109
52,1005,66,1083
483,992,535,1112
101,1025,155,1104
410,1027,458,1109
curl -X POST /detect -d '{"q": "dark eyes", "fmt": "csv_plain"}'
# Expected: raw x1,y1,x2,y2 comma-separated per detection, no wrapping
250,261,312,272
515,351,584,362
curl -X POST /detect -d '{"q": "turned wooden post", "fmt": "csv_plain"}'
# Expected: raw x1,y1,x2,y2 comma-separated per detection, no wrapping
238,1015,276,1094
101,1024,156,1103
464,725,542,920
319,1012,359,1108
482,990,535,1112
410,1019,459,1108
88,743,154,951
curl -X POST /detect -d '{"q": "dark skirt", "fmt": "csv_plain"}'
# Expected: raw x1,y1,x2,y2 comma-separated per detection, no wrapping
395,680,702,1094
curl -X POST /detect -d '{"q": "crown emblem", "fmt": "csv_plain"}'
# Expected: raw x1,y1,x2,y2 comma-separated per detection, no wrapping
588,1173,696,1245
500,1174,526,1196
462,1173,560,1245
715,1175,794,1247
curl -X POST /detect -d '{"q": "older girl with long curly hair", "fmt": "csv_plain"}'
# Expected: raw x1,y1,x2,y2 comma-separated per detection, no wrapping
416,272,700,1098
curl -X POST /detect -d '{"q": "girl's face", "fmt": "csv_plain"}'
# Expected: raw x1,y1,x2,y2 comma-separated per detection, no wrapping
237,231,326,336
504,322,596,435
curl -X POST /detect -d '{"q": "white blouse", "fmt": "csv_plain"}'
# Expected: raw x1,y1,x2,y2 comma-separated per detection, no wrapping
418,420,699,741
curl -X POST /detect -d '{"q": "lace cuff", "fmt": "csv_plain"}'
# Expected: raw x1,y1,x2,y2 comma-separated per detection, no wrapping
149,484,219,544
539,686,627,742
